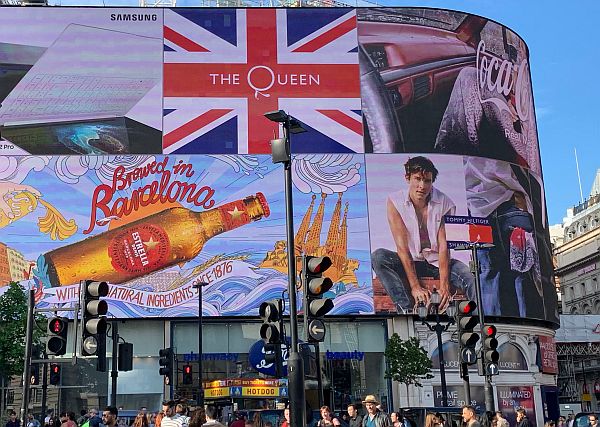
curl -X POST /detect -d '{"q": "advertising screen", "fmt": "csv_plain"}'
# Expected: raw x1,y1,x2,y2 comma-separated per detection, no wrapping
0,7,558,325
0,8,163,155
358,8,541,175
0,154,373,318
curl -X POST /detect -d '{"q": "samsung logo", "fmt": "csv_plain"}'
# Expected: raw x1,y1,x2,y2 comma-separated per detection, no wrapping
110,13,157,21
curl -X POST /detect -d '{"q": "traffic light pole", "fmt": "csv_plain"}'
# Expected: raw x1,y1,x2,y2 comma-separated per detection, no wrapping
282,123,306,427
20,289,35,426
471,244,495,411
111,321,119,406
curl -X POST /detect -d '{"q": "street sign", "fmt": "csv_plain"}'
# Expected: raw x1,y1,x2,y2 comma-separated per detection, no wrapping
308,319,326,342
486,362,499,376
461,347,477,365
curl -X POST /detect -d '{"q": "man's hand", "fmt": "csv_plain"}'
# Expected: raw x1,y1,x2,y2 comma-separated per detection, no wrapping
411,286,430,308
437,284,451,311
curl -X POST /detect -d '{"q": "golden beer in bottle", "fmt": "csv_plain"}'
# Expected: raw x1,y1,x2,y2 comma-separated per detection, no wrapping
44,193,270,286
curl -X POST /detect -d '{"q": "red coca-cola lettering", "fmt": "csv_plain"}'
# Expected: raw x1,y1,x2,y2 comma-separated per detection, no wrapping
108,224,171,275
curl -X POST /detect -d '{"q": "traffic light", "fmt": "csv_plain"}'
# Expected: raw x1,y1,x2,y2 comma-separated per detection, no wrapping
47,316,68,356
182,364,193,385
81,280,109,371
259,299,284,378
49,364,61,385
302,256,334,342
159,347,174,385
259,299,283,344
456,300,480,352
482,324,499,376
30,364,40,385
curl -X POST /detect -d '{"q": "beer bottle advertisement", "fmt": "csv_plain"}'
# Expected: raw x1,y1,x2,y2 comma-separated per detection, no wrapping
0,154,374,318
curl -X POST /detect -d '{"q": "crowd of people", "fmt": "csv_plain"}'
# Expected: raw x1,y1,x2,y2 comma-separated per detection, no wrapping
3,397,595,427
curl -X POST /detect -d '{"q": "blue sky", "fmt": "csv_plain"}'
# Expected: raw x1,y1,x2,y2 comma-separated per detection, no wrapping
44,0,599,224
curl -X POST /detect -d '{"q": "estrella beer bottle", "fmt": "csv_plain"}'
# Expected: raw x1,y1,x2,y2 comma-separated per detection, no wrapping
43,193,270,286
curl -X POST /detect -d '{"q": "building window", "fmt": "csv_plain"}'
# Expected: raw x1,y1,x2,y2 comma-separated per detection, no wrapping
570,306,578,314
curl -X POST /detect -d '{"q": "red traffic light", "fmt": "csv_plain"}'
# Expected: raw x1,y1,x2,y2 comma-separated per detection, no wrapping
306,256,332,274
484,325,497,337
52,365,60,374
49,318,64,333
184,365,191,374
457,300,477,315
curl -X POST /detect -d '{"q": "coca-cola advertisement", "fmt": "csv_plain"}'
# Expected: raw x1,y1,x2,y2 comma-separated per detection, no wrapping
357,8,541,175
0,154,373,318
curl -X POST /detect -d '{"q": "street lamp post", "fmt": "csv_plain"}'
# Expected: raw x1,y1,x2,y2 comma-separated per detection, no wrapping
264,109,307,427
417,289,456,408
193,281,209,407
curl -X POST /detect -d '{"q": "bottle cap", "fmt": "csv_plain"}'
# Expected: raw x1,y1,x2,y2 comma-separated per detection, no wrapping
255,192,270,218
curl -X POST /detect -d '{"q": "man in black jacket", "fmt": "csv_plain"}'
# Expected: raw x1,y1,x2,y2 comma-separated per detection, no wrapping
516,408,532,427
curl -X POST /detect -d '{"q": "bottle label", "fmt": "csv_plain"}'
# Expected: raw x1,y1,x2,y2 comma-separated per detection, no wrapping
108,224,171,275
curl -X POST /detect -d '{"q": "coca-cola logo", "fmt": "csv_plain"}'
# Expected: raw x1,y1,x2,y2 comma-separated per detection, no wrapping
476,40,532,123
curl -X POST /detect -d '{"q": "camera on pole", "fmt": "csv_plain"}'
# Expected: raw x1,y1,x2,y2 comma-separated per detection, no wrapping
46,316,68,356
81,280,109,372
302,256,334,342
259,299,284,377
480,325,499,376
456,300,479,375
159,347,174,385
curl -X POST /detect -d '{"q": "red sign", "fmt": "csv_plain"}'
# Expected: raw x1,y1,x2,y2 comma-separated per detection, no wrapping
538,336,558,374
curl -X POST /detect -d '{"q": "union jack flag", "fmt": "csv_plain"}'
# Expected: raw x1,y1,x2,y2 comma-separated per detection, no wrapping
163,8,362,154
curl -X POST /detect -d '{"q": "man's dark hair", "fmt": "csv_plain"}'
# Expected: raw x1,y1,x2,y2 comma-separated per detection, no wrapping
516,408,527,417
462,405,476,415
347,404,357,411
404,156,439,181
495,411,503,417
9,411,16,416
104,407,118,417
205,406,218,421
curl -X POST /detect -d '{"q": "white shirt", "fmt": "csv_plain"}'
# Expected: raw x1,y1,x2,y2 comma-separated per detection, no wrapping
465,157,534,218
388,186,455,267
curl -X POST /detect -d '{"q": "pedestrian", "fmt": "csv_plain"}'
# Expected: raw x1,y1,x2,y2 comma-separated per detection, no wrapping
318,406,341,427
27,415,40,427
589,414,599,427
161,401,182,427
76,411,87,427
515,409,532,427
133,412,149,427
102,407,119,427
280,408,290,427
495,411,508,427
557,416,567,427
175,404,190,427
461,406,480,427
87,410,101,427
347,405,362,427
202,406,225,427
60,413,76,427
188,408,206,427
229,413,245,427
6,411,20,427
389,413,401,427
45,412,54,427
360,395,391,427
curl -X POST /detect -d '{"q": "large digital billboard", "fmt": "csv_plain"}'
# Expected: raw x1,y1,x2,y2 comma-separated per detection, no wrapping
0,154,373,318
0,7,558,325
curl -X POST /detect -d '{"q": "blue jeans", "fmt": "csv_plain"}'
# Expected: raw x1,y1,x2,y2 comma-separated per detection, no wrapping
371,248,476,312
478,201,535,317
